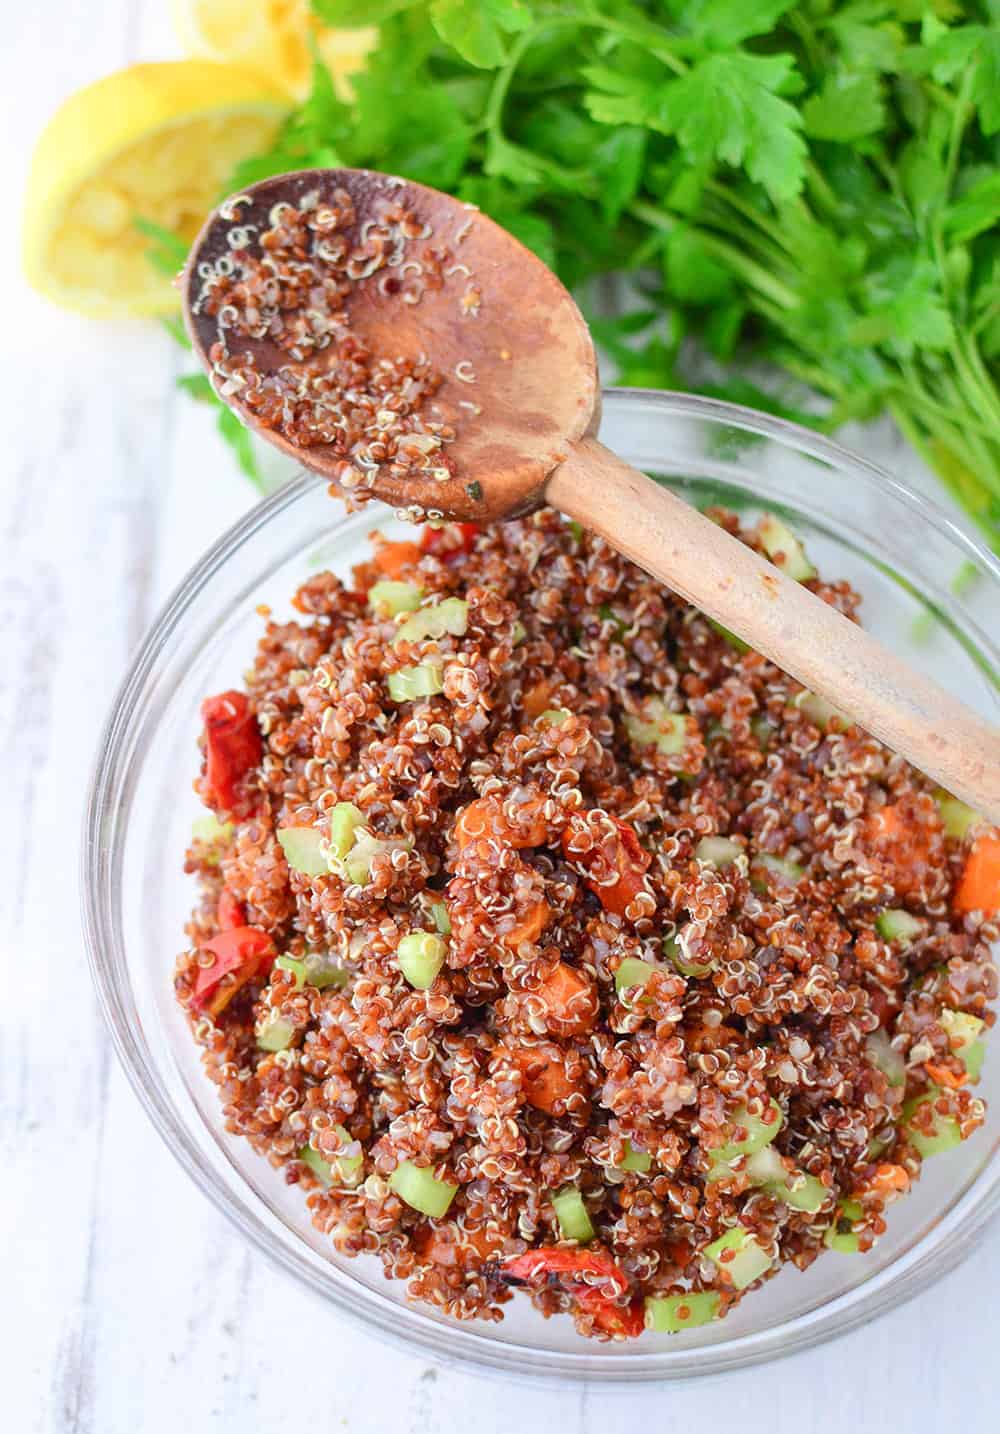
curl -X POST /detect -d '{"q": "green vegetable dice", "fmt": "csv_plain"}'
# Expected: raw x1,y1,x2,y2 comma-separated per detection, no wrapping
389,1159,458,1217
614,957,656,1005
694,836,742,869
328,802,365,860
395,598,468,645
759,514,816,581
644,1291,720,1333
256,1014,296,1052
621,1141,652,1173
387,663,445,702
397,931,447,989
704,1227,773,1290
552,1186,594,1243
278,826,327,876
713,1101,783,1163
369,580,424,615
875,908,922,944
903,1090,963,1156
624,698,689,755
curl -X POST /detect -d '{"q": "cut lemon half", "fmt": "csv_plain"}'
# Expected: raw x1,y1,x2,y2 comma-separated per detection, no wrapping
23,61,288,318
172,0,376,100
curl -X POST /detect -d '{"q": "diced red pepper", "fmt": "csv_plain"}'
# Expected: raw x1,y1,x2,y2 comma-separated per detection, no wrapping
576,1288,645,1338
420,523,479,559
217,888,246,931
373,541,421,579
501,1248,629,1298
200,691,262,815
563,816,651,917
191,926,274,1016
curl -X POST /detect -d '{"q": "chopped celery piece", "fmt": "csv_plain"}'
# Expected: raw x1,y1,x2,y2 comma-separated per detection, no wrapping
707,617,751,654
867,1132,892,1160
512,620,527,645
328,803,365,860
369,579,424,615
276,953,348,991
256,1014,296,1052
552,1187,594,1243
387,663,444,702
614,957,656,1005
792,690,850,731
743,1146,787,1186
875,908,922,945
330,1123,364,1187
621,1141,652,1173
750,853,804,893
395,597,468,645
397,931,447,989
624,698,688,755
275,955,306,990
865,1030,906,1088
192,813,234,844
824,1200,863,1252
567,520,583,543
963,1041,986,1082
429,899,452,934
694,836,742,869
644,1291,721,1333
299,1128,363,1188
759,515,815,581
942,1009,988,1082
779,1172,828,1214
299,1144,333,1185
713,1101,783,1163
705,1227,773,1290
389,1159,458,1217
750,716,773,748
664,933,715,979
935,791,980,840
539,708,570,727
342,830,412,887
903,1090,963,1156
824,1227,861,1253
278,826,327,877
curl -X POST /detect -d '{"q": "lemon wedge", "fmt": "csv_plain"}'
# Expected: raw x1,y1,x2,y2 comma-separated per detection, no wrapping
172,0,376,100
23,61,288,318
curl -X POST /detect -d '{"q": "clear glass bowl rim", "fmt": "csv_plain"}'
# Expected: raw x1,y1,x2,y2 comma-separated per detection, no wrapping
82,388,1000,1385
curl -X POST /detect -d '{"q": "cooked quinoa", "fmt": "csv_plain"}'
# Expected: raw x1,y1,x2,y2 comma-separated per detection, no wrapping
177,510,997,1340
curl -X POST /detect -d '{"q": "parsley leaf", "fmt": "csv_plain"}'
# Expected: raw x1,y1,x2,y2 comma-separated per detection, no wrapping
803,70,886,141
654,54,807,199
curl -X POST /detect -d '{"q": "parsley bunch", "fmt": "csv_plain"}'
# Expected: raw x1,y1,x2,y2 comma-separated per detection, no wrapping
199,1,1000,549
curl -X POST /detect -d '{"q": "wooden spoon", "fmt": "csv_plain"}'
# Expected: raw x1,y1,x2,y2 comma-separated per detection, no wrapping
183,168,1000,821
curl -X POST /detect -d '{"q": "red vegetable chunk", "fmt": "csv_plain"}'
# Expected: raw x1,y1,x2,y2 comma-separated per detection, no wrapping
200,690,262,814
191,926,274,1016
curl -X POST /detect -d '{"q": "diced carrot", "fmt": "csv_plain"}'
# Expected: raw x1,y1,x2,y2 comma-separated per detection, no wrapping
414,1221,504,1267
374,541,421,579
867,1163,910,1198
454,795,548,851
509,1044,578,1113
502,899,551,948
924,1061,968,1089
522,680,554,719
533,960,598,1036
954,833,1000,916
562,816,651,918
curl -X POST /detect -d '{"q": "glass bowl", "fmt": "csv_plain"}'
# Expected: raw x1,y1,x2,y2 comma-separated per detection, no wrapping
82,389,1000,1383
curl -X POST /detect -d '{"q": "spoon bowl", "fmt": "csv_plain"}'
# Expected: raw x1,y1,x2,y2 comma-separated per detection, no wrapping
183,167,597,522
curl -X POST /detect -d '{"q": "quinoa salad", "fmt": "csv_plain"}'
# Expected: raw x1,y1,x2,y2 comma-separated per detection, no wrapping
177,510,998,1341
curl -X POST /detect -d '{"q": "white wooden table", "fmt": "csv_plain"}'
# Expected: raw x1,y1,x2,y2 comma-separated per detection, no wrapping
3,6,997,1431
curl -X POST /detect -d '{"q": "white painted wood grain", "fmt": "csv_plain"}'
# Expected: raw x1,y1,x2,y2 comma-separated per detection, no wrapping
2,5,998,1433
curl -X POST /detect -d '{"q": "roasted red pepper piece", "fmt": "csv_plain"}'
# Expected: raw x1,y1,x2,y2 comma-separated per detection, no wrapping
191,926,274,1016
563,816,651,917
217,888,246,931
576,1288,645,1338
501,1248,629,1298
200,691,262,814
420,523,479,559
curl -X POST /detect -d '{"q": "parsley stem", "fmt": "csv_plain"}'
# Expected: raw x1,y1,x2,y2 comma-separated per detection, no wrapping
629,200,800,310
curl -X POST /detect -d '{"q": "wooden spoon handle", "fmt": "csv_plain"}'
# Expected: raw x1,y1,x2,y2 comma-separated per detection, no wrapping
547,436,1000,822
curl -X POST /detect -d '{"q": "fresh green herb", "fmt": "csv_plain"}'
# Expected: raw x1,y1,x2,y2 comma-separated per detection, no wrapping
133,216,189,277
163,2,1000,554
